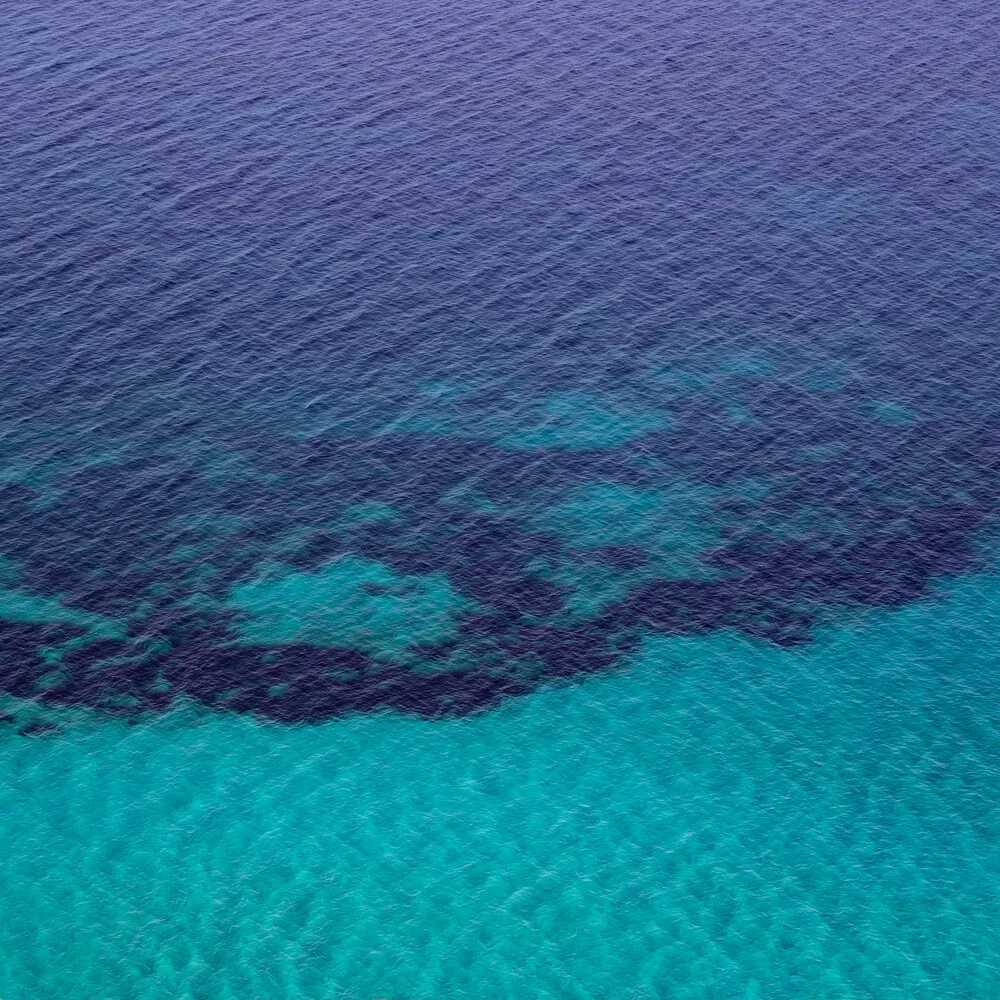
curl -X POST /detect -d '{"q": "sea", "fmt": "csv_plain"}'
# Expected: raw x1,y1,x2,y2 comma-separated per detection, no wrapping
1,0,999,996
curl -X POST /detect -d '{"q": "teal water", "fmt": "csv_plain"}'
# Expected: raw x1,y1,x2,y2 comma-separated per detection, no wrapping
3,567,997,999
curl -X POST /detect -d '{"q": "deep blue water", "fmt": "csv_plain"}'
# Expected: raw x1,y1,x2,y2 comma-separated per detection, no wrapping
3,0,999,720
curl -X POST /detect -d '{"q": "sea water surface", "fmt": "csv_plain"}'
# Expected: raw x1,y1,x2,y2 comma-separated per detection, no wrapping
1,0,999,996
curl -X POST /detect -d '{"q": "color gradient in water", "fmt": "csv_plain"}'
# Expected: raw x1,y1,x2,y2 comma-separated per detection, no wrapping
1,0,999,994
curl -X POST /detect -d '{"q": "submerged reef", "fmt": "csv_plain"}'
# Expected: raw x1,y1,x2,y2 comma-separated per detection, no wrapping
1,359,996,722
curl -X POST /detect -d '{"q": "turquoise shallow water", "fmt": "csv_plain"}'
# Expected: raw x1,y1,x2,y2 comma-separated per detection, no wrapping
3,568,998,999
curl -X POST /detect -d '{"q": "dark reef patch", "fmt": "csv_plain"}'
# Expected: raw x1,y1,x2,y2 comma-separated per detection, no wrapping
1,410,999,721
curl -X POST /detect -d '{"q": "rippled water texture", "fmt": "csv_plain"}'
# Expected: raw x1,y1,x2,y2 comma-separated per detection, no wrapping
2,0,999,994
